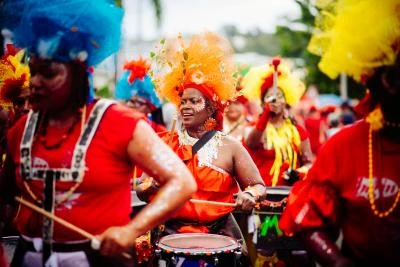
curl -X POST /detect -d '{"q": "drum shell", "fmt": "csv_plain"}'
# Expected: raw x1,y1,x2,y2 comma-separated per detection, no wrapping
1,236,19,265
255,186,302,251
131,190,147,219
234,186,314,266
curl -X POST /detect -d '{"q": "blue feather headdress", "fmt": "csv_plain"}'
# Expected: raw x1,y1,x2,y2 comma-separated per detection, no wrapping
3,0,123,66
115,58,161,110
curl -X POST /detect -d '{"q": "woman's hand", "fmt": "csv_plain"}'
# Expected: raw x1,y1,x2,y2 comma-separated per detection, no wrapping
235,191,256,212
97,225,137,257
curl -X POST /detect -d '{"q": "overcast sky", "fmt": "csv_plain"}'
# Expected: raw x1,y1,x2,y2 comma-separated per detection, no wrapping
122,0,300,40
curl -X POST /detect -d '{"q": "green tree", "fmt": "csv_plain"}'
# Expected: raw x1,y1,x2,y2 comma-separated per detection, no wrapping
274,0,364,98
222,25,280,56
151,0,162,27
117,0,162,26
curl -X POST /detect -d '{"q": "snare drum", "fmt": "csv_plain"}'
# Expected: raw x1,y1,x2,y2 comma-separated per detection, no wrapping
254,186,294,251
156,233,241,267
254,186,314,266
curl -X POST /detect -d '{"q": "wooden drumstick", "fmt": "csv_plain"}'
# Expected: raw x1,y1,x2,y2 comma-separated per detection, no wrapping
190,199,237,207
168,118,177,145
15,196,132,260
132,167,137,191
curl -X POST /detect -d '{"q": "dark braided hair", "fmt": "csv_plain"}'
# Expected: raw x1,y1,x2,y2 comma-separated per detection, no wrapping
366,57,400,123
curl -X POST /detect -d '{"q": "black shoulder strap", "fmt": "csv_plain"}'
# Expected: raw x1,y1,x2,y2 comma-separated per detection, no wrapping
192,130,217,156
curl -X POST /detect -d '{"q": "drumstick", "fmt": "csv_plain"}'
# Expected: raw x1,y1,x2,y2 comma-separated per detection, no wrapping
15,196,132,260
190,199,237,207
168,118,177,145
132,167,137,191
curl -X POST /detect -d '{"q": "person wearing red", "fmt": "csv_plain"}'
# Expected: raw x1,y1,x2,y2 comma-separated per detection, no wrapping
114,58,167,181
115,57,166,133
149,32,266,240
304,106,327,156
279,1,400,266
242,58,313,187
0,1,197,266
0,43,31,267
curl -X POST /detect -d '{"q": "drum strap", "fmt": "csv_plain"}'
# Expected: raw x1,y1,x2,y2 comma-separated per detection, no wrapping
20,99,115,182
191,130,217,156
42,170,55,265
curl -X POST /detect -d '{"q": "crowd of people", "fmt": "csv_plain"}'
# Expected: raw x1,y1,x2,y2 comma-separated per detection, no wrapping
0,0,399,266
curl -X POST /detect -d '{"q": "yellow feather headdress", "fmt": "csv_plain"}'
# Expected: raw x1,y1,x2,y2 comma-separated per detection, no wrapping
308,0,400,82
241,59,305,106
0,49,30,108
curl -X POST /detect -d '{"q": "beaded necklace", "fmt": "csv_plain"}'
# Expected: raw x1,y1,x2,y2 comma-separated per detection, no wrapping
367,125,400,218
366,107,400,218
38,109,83,150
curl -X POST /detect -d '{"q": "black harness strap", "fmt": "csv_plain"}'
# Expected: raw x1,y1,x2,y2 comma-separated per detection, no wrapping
191,130,217,156
42,170,55,266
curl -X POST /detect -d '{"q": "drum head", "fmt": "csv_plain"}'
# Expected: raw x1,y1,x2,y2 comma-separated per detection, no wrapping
158,233,240,255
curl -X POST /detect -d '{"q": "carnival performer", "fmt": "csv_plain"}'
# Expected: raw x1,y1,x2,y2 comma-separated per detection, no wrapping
242,58,313,187
115,57,166,133
0,1,197,266
223,67,253,141
0,45,30,125
224,95,250,141
223,96,247,141
279,0,400,266
304,106,327,156
0,46,31,267
148,32,266,238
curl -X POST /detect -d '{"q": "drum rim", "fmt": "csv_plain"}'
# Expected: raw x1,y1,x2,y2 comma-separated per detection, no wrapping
158,233,240,255
1,236,20,242
265,186,291,195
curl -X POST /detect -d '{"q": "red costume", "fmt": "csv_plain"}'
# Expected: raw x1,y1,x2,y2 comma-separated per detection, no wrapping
244,124,308,186
150,120,166,133
6,101,144,241
304,116,324,155
0,246,6,267
279,120,400,265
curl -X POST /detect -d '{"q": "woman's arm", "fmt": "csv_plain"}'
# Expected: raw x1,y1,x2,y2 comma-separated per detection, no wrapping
301,230,353,267
230,138,266,211
245,105,270,149
98,120,197,256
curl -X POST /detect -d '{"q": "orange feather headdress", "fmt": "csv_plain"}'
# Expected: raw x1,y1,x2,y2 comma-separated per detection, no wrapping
151,32,238,105
150,32,238,130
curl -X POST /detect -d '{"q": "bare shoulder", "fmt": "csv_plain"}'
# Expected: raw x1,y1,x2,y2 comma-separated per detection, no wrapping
220,134,243,151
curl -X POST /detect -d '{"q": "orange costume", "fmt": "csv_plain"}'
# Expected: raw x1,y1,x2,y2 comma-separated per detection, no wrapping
150,32,243,234
161,132,238,233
